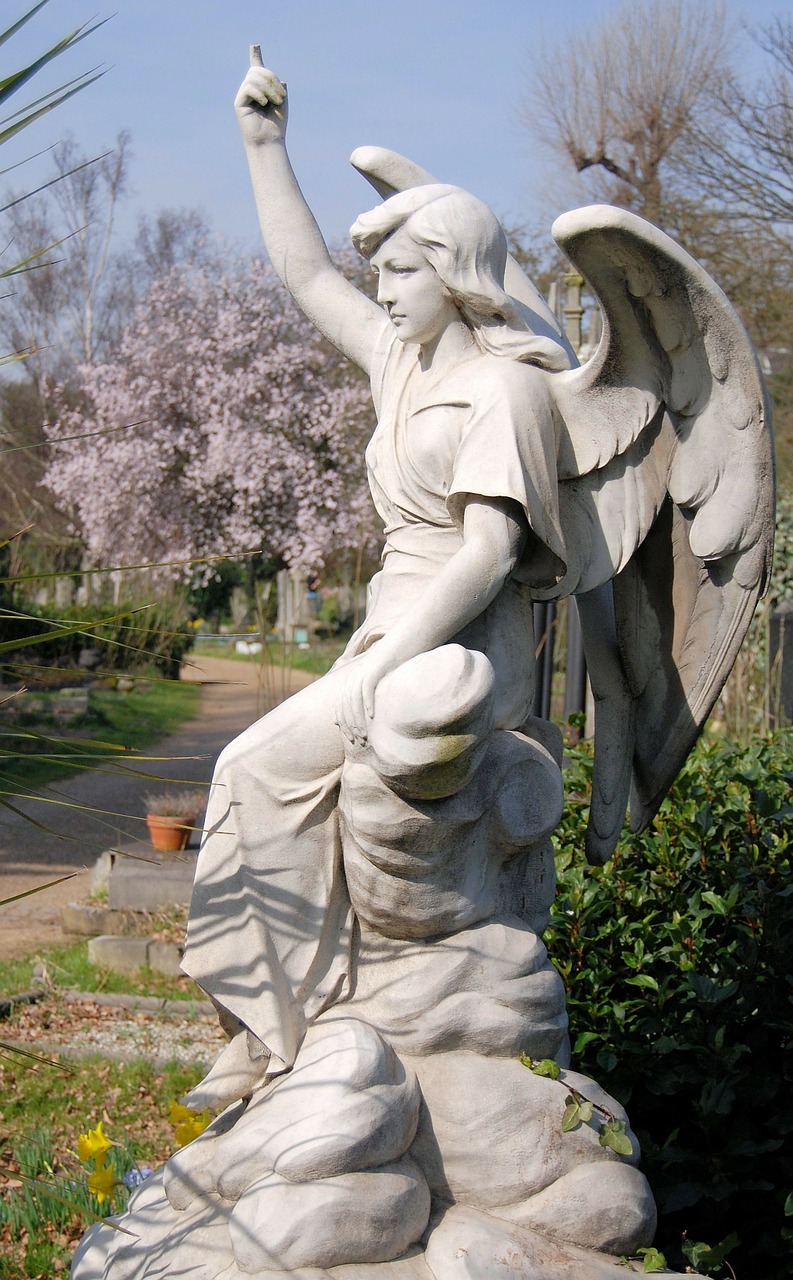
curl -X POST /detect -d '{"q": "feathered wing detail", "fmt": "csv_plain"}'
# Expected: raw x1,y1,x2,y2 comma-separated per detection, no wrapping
549,207,774,862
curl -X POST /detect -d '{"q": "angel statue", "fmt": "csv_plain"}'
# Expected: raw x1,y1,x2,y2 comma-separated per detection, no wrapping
72,49,774,1280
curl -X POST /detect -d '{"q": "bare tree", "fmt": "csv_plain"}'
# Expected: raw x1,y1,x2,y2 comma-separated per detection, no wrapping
523,0,730,225
685,17,793,231
106,205,217,323
0,131,130,383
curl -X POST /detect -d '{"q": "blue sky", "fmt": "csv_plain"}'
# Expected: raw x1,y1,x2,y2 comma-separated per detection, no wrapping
4,0,786,255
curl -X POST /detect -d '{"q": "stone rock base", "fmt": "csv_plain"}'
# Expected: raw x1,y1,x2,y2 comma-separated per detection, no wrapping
70,1020,703,1280
72,1200,704,1280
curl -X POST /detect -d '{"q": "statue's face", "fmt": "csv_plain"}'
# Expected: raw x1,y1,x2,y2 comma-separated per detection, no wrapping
370,227,460,348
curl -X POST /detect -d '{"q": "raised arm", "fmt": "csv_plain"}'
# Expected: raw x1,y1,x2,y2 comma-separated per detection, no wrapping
236,51,388,374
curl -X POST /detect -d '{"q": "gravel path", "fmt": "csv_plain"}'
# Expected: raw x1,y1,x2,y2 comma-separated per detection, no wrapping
2,990,225,1068
0,655,315,960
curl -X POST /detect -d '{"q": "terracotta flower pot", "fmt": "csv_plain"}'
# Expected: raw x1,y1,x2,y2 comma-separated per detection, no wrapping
146,814,192,853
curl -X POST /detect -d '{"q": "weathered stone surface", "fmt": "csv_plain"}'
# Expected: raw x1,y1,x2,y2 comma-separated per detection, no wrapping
60,902,127,937
91,850,114,896
229,1157,430,1273
70,42,772,1280
87,934,150,971
108,849,197,911
147,941,184,975
424,1206,696,1280
165,1020,421,1210
74,1170,234,1280
222,1018,420,1191
500,1160,657,1255
405,1050,650,1252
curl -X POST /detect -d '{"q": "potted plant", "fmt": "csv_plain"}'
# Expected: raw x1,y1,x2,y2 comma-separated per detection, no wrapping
143,788,206,853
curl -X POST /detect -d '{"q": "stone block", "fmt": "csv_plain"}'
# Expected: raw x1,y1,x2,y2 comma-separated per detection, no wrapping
88,935,151,972
52,689,89,719
61,902,125,937
148,942,184,976
108,848,197,911
91,851,114,897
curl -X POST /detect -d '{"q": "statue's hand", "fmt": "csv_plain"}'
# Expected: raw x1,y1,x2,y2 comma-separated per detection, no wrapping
235,51,288,147
336,650,393,750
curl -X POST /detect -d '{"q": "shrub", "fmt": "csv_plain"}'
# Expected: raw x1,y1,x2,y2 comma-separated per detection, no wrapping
0,597,194,680
546,730,793,1277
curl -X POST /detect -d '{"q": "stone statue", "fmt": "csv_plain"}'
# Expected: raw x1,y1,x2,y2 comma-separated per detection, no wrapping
72,48,774,1280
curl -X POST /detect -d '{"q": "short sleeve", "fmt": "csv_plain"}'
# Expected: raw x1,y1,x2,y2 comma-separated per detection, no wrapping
446,361,567,591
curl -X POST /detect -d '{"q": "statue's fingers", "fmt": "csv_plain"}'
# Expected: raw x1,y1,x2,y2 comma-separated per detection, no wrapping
244,66,285,104
240,71,285,107
260,69,286,103
249,43,264,68
342,683,365,747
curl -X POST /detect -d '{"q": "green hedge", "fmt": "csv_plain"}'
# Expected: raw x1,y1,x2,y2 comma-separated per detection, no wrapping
547,730,793,1277
0,599,194,679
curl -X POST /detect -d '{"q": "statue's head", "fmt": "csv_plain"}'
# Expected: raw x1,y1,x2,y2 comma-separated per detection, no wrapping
351,184,512,332
351,185,568,368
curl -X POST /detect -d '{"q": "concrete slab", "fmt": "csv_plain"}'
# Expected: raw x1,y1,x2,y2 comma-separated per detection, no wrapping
107,842,198,911
88,935,151,970
60,902,132,936
148,941,185,976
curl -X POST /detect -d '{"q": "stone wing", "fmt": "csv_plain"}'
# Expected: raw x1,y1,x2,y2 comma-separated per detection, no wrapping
548,207,774,861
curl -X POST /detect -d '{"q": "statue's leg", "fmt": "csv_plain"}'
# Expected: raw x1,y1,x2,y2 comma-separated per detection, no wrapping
181,662,358,1095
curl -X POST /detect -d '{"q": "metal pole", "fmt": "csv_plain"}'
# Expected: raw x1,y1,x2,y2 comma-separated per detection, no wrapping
769,601,793,728
564,597,587,723
532,600,557,721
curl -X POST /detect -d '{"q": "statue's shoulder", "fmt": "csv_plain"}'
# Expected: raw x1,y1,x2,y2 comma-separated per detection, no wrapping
445,350,550,405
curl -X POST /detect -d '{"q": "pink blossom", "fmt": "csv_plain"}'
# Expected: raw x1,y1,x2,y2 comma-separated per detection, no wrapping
43,265,380,581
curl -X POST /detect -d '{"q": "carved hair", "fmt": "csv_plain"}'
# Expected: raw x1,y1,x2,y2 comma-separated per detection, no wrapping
350,185,569,370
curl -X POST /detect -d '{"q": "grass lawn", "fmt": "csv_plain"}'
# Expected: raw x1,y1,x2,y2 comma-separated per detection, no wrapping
0,678,200,792
0,914,208,1277
0,915,197,1004
0,1052,205,1278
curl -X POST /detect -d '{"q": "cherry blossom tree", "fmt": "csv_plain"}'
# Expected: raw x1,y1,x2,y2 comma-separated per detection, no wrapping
42,263,379,581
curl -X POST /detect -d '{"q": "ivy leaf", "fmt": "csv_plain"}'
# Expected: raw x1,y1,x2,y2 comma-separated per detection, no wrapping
626,973,659,991
561,1098,582,1132
522,1057,561,1080
688,972,738,1003
636,1246,668,1273
599,1119,633,1157
682,1234,740,1270
700,1077,736,1116
662,1181,706,1212
702,889,729,914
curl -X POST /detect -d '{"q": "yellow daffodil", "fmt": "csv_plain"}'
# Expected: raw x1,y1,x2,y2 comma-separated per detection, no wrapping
169,1100,211,1147
77,1121,112,1165
87,1161,116,1204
